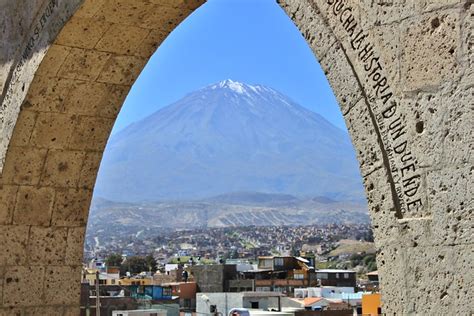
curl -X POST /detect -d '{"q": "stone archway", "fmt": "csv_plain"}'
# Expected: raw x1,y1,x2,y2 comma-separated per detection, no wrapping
0,0,472,314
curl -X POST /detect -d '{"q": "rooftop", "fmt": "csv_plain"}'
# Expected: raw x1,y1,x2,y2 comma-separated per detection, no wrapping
316,269,355,273
242,292,285,297
303,297,325,306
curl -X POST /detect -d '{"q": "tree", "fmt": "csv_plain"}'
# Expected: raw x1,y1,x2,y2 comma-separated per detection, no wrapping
121,255,157,275
145,254,157,272
364,229,374,242
122,256,148,275
349,253,364,267
290,246,300,257
229,249,239,259
105,253,123,268
363,254,377,271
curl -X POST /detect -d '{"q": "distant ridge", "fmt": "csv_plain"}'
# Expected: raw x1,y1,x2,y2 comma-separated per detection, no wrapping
88,191,369,233
204,191,299,205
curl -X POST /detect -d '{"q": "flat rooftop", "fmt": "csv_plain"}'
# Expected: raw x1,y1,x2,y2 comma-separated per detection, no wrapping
316,269,355,273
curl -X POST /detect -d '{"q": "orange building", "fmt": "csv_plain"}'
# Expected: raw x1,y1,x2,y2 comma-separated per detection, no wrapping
362,293,381,316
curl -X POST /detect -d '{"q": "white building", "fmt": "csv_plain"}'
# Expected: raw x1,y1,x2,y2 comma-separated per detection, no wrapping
112,309,167,316
197,292,302,316
294,286,354,298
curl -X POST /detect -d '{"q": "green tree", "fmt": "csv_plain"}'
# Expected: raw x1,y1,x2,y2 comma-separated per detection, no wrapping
105,253,123,268
121,255,157,275
349,253,364,267
122,256,148,275
290,246,300,257
367,260,377,272
229,249,239,259
145,254,157,272
363,254,377,271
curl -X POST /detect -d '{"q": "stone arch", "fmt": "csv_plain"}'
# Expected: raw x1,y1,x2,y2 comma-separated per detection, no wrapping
0,0,472,314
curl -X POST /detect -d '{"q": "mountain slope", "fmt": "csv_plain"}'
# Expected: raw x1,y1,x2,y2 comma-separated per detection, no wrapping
94,79,364,202
87,194,369,238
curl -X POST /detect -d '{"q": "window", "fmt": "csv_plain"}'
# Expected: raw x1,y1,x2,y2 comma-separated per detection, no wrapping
163,287,172,297
260,259,272,269
184,298,191,308
336,273,340,279
274,258,284,267
294,273,304,280
251,302,259,309
344,273,349,279
317,273,328,279
274,286,285,293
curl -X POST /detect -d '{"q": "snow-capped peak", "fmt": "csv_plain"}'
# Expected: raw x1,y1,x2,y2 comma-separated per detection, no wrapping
206,80,281,100
209,79,249,95
226,79,244,93
218,79,235,87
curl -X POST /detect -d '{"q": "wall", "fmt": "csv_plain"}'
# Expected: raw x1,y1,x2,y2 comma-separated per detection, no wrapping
196,293,244,316
361,293,381,316
191,264,237,292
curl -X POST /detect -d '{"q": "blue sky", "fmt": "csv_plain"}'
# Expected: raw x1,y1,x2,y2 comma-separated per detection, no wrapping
111,0,346,134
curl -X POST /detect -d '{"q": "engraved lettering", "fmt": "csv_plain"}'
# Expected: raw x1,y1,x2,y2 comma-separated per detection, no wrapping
389,115,406,141
382,102,397,118
394,140,407,154
333,0,345,15
400,162,416,177
325,0,424,217
407,199,423,211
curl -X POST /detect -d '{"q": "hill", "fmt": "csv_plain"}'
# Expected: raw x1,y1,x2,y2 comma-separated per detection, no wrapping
87,193,369,241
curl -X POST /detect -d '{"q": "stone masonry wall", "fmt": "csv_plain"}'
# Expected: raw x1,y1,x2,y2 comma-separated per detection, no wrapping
0,0,472,314
278,0,473,314
0,1,204,315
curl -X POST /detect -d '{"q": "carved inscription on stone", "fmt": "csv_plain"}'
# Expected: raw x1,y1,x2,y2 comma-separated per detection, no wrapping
0,0,63,136
0,0,61,169
326,0,425,218
16,0,59,73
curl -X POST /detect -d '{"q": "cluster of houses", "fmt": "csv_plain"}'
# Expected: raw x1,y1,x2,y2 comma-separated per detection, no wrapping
81,255,380,316
85,224,373,266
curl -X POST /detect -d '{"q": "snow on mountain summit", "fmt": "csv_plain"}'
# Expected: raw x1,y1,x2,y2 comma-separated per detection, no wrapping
217,79,244,92
209,79,273,96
